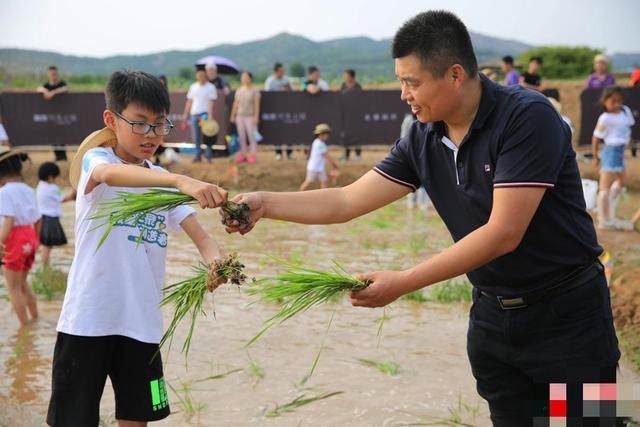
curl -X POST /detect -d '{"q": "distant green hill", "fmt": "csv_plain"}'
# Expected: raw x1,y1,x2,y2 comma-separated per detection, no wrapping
0,32,534,82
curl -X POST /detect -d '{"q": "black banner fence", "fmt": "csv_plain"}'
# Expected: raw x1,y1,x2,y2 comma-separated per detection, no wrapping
0,90,409,148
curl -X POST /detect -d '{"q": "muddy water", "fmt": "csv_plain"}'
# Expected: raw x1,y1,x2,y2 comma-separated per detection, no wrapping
1,198,638,426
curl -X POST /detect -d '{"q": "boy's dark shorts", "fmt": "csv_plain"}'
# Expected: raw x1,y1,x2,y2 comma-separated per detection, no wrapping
47,332,170,426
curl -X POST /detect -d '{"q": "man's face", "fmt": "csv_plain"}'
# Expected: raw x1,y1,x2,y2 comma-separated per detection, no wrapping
395,53,458,124
48,69,58,82
343,72,353,84
275,67,284,78
206,67,217,80
309,70,320,81
196,70,207,83
105,103,166,163
501,62,511,73
529,60,541,74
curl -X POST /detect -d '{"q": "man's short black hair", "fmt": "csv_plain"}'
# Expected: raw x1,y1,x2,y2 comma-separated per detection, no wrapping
38,161,60,181
530,57,544,65
48,65,58,71
274,62,283,72
392,10,478,78
344,69,356,78
105,70,171,115
308,65,319,74
502,55,514,65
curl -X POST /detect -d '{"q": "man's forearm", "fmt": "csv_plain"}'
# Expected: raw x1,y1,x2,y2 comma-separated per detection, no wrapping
399,223,516,294
261,188,353,224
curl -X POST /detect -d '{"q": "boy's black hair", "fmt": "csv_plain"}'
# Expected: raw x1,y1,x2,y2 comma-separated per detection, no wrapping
105,70,171,115
600,86,624,111
274,62,283,71
308,65,319,74
38,161,61,181
502,55,514,65
0,153,29,178
530,57,544,65
344,69,356,78
392,10,478,78
48,65,58,71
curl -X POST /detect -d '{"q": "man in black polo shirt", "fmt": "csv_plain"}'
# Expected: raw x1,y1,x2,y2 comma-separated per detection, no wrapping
222,11,619,425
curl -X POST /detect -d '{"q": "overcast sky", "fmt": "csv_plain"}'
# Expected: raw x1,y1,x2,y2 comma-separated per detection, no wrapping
1,0,638,57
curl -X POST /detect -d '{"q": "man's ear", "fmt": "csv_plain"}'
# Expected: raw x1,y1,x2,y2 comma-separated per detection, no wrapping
449,64,467,85
103,110,116,130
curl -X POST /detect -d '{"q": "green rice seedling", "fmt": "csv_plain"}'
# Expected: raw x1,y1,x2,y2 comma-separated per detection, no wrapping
89,189,250,249
30,266,67,301
246,355,265,384
428,277,473,303
246,260,370,345
357,358,400,376
167,381,207,423
401,290,428,302
160,253,248,358
190,368,243,385
264,391,343,418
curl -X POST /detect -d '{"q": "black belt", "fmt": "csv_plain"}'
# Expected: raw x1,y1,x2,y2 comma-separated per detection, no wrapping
479,261,604,310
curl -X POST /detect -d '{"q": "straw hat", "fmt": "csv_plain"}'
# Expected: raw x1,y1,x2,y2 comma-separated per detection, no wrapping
69,127,118,189
313,123,332,135
0,146,26,163
200,119,219,137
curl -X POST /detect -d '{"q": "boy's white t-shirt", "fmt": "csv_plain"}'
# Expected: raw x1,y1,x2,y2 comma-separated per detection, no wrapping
307,138,328,172
36,181,64,217
56,147,195,344
0,182,40,225
186,82,217,115
593,105,635,146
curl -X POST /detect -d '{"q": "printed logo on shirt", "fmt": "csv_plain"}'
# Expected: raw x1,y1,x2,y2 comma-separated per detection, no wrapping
114,212,169,247
484,164,491,173
82,150,109,172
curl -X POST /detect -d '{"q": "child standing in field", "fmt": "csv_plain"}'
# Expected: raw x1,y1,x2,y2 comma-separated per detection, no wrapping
592,86,636,230
36,162,75,266
299,123,339,191
0,148,40,326
47,71,229,427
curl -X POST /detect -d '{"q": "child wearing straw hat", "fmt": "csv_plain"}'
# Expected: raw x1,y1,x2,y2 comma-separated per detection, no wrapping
47,70,229,426
299,123,340,191
0,147,40,326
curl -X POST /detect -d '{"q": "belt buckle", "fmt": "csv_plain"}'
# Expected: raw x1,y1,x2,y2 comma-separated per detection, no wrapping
497,296,528,310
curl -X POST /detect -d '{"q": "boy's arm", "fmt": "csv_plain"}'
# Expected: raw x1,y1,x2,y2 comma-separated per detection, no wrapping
89,164,227,208
324,152,339,169
181,214,222,264
0,216,14,244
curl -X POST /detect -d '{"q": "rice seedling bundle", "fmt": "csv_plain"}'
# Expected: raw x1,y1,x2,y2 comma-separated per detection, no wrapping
89,188,251,248
160,253,248,357
247,260,371,345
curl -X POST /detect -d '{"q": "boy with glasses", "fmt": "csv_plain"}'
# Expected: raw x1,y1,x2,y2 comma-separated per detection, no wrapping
47,70,229,427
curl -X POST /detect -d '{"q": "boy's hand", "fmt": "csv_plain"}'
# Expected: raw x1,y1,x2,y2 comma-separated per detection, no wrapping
206,257,227,292
176,175,228,209
221,193,264,234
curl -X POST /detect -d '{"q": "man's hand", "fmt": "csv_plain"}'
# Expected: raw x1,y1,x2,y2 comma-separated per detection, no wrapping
350,270,410,308
176,175,228,208
221,193,264,234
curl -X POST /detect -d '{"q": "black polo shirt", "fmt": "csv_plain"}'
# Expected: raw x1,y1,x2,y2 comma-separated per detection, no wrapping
374,75,602,296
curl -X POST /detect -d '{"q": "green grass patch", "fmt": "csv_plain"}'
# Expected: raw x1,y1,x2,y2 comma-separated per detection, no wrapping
428,278,472,303
264,391,343,418
357,358,400,376
401,290,428,302
30,266,67,300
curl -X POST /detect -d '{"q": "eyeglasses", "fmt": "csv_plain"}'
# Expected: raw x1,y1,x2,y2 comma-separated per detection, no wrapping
112,111,174,136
